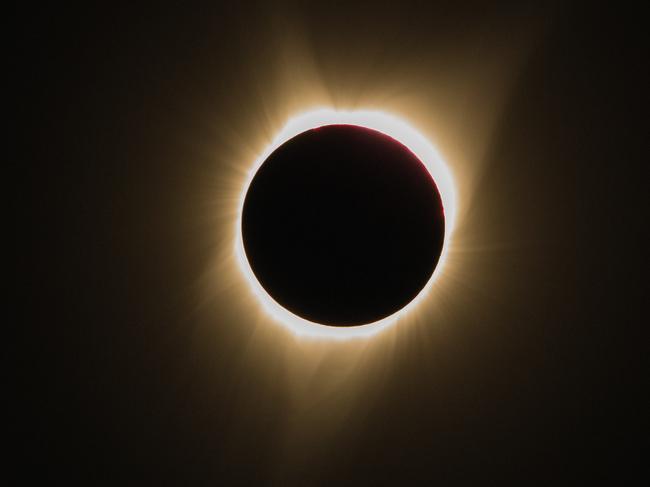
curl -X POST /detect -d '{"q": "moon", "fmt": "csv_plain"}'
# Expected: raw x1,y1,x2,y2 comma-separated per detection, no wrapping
242,124,444,327
235,109,456,339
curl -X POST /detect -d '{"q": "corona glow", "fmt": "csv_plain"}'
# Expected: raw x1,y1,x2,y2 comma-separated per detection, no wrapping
234,108,457,340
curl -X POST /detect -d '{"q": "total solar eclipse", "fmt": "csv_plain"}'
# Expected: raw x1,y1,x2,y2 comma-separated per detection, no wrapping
241,124,445,327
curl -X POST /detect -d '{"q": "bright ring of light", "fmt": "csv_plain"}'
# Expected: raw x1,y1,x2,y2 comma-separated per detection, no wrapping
235,108,457,340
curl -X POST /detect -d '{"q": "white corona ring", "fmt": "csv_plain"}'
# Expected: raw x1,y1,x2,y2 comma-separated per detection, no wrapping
234,109,457,340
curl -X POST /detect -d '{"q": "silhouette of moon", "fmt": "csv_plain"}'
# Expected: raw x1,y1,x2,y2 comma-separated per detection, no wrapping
242,124,445,326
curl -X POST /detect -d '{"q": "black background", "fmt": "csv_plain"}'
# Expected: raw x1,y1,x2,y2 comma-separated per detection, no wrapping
21,1,644,484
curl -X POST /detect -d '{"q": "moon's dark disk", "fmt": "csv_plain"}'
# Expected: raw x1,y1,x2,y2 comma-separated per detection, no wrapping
242,124,445,327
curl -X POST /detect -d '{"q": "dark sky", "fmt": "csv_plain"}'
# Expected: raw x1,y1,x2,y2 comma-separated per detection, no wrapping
22,2,643,483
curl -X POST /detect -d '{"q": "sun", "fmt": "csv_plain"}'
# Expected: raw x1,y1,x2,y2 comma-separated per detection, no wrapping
234,108,457,340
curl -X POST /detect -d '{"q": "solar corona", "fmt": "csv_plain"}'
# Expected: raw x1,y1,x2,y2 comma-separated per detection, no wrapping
235,109,457,340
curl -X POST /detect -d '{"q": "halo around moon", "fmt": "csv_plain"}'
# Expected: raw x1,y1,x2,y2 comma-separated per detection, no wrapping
235,108,457,340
